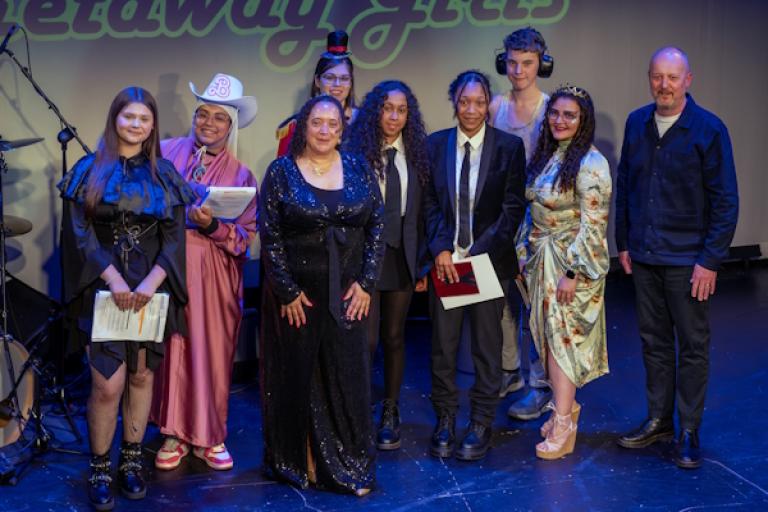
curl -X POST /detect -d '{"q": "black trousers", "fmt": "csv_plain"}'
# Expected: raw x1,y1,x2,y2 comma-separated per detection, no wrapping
428,280,507,426
632,262,710,429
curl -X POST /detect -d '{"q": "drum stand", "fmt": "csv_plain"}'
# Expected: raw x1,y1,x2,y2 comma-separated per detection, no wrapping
0,154,83,487
0,152,22,436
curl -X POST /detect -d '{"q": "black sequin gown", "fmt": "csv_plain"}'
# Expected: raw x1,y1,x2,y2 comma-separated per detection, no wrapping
58,153,196,378
259,153,384,493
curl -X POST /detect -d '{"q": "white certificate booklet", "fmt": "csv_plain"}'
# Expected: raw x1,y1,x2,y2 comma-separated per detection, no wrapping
200,186,256,220
92,291,169,342
440,253,505,310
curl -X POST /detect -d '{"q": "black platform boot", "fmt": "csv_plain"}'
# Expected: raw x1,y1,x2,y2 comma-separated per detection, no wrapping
88,453,114,511
376,399,401,450
117,441,146,499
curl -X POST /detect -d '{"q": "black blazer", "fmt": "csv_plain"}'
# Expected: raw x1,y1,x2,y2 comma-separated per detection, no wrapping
399,156,426,283
423,126,526,280
368,152,426,285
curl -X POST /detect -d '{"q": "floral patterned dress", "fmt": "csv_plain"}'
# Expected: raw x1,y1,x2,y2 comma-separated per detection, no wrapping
517,144,611,387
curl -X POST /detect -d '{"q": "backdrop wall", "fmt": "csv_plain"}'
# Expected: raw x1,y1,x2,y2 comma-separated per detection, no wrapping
1,0,765,298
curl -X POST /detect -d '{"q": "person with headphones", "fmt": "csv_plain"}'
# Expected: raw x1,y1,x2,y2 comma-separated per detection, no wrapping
489,27,555,422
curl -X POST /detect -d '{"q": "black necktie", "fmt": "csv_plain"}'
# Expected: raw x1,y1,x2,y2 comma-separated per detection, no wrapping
383,147,402,248
458,141,471,248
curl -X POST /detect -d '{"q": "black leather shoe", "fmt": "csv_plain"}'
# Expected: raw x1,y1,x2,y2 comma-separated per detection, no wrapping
455,421,492,461
674,429,702,469
430,414,455,458
617,417,674,449
117,441,146,500
377,399,401,450
88,454,114,511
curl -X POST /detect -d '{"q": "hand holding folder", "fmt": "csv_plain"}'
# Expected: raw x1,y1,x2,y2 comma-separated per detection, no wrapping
430,253,504,309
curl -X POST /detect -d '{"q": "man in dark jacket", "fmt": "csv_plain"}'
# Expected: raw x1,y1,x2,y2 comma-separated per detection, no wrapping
615,47,739,469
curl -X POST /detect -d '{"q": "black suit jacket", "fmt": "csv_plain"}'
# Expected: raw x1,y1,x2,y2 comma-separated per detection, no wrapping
399,156,427,283
423,125,526,280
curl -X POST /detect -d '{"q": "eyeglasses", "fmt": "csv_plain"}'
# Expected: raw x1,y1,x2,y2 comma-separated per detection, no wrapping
320,73,352,85
546,108,580,124
195,110,231,125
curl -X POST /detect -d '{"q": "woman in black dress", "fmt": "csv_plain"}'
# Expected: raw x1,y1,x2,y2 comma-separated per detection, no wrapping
346,80,429,451
59,87,194,510
260,95,384,495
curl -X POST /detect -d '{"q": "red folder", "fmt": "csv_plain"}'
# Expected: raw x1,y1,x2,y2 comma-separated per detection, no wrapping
431,262,479,297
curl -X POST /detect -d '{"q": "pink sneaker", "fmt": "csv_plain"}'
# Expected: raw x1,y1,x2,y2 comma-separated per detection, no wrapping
193,444,233,470
155,437,190,470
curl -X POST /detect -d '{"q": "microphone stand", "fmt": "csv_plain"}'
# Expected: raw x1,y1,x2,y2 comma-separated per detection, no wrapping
0,43,86,486
1,48,91,155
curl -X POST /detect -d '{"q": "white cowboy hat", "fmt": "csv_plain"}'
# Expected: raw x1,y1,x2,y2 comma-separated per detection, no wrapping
189,73,258,128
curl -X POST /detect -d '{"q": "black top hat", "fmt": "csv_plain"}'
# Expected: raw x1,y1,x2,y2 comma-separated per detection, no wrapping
322,30,350,58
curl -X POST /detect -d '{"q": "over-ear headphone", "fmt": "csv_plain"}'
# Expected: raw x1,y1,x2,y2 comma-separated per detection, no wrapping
495,49,554,78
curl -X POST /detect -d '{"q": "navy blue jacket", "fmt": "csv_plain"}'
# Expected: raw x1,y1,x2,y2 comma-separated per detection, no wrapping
615,94,738,270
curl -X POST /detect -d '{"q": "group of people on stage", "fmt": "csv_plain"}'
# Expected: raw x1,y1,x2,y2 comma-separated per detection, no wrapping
57,26,738,510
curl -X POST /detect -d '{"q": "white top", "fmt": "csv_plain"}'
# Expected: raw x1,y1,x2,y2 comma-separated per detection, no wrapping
378,133,408,216
491,91,549,163
654,112,681,138
453,123,486,258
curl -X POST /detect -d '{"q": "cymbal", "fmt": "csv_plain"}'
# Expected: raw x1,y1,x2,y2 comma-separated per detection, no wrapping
2,215,32,237
0,138,44,152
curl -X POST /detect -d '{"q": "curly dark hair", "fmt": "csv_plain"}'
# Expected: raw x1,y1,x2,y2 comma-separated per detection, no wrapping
311,56,357,112
289,95,346,159
503,26,547,56
527,85,595,193
345,80,430,186
448,70,492,120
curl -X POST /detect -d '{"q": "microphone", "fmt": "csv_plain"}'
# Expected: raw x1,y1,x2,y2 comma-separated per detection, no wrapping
0,23,19,55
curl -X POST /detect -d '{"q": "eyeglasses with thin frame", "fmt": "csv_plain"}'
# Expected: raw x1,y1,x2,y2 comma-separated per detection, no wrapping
320,73,352,85
195,110,231,125
546,108,580,124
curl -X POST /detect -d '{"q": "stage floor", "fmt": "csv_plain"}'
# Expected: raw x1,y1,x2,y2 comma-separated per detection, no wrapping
2,263,767,511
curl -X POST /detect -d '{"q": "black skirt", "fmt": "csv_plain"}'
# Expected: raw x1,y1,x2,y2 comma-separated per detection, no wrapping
377,242,411,291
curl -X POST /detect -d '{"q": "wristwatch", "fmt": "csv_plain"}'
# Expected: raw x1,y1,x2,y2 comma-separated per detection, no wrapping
565,269,576,279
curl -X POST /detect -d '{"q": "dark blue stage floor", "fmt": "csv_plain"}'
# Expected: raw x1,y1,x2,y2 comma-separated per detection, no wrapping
2,263,767,511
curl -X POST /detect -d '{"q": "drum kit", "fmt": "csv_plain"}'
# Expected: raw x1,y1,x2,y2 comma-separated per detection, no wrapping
0,137,40,449
0,27,90,485
0,137,80,484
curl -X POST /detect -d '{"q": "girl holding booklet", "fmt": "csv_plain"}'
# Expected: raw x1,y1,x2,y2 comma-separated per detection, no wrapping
151,73,259,472
58,86,194,510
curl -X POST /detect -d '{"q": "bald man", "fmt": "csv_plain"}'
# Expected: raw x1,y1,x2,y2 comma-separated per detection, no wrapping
615,47,738,468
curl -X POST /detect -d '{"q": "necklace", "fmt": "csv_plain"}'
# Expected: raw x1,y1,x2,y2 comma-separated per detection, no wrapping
191,145,208,182
305,156,334,176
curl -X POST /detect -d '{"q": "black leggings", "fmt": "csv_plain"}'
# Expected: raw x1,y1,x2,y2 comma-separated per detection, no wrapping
368,288,414,401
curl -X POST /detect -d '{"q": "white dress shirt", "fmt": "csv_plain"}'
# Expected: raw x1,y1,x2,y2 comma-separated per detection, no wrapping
379,133,408,217
453,123,486,258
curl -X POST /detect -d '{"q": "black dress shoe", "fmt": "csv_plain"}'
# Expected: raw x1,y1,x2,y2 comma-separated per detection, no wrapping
455,421,492,461
88,453,114,511
377,399,401,450
430,414,455,458
617,417,674,449
117,441,146,500
674,429,702,469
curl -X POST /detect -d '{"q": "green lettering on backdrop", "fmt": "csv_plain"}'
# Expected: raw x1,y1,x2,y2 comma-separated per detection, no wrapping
0,0,569,70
